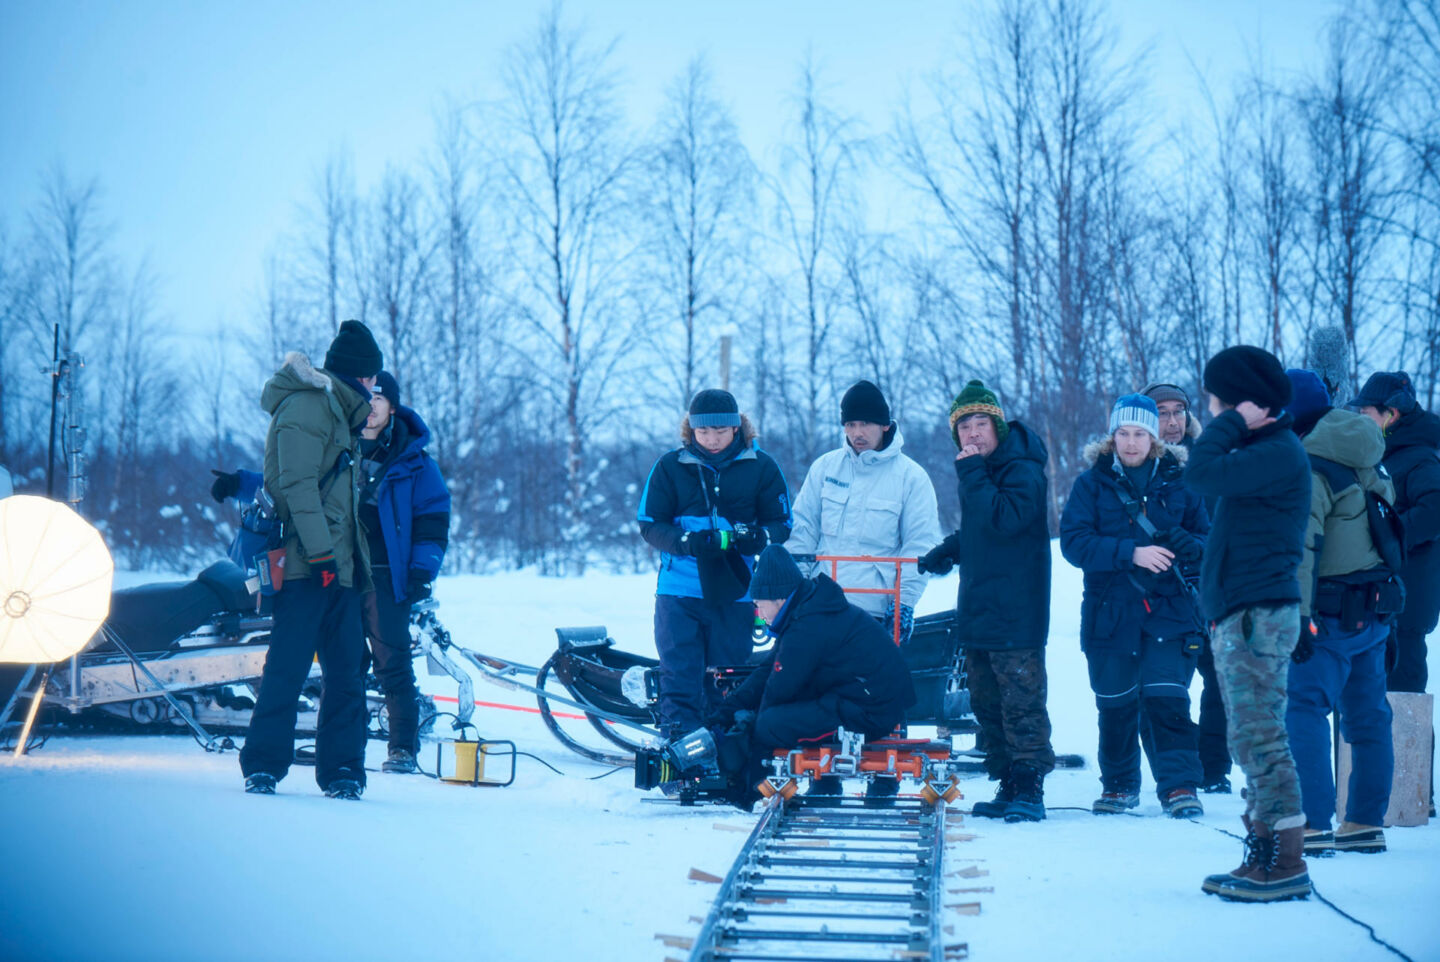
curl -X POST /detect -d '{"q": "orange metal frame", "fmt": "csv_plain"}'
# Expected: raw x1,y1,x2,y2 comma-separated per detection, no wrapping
809,554,917,645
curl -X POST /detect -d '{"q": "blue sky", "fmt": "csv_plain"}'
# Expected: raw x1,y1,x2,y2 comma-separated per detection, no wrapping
0,1,1338,344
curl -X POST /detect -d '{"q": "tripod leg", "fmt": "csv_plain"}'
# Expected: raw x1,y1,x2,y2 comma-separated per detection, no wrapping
13,668,50,758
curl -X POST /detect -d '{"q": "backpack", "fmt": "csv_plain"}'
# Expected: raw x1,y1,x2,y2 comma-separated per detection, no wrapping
1308,455,1407,575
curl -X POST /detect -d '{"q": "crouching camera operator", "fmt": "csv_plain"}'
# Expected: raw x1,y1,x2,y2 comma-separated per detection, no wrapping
641,546,915,810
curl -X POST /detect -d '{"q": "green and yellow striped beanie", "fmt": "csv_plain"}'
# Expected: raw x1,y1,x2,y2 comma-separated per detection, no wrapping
948,379,1009,448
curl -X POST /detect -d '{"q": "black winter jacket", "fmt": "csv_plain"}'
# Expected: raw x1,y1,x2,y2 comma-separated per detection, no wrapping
929,420,1052,650
729,576,916,724
1185,410,1311,621
1383,409,1440,633
1060,444,1209,653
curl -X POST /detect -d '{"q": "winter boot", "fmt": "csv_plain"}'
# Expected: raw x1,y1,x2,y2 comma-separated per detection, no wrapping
971,775,1015,819
1003,766,1046,822
244,773,278,795
1092,789,1141,815
864,775,900,808
1202,815,1267,895
1211,823,1311,902
323,768,365,800
1200,774,1232,794
1334,822,1386,854
805,775,844,797
1162,787,1204,819
1303,826,1335,857
382,748,417,774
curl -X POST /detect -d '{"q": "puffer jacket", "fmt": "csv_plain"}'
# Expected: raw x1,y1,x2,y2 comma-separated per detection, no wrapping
1185,410,1311,621
786,427,942,614
727,576,916,724
365,406,451,605
1382,408,1440,634
1060,440,1209,653
1297,409,1394,617
260,352,370,590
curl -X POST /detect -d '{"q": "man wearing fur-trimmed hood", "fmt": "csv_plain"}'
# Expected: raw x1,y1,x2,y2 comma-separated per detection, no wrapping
240,320,379,800
1061,393,1211,818
638,389,792,740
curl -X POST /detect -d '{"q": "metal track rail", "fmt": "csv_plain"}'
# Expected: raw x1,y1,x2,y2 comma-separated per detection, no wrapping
687,795,966,962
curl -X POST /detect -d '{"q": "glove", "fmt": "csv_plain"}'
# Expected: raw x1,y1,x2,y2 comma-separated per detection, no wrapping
1160,527,1203,564
310,552,340,590
210,469,242,503
682,530,724,558
732,525,768,555
916,542,955,577
406,569,433,604
1292,617,1318,664
881,599,915,645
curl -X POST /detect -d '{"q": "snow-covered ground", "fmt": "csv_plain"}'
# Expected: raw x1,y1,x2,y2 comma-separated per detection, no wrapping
2,545,1437,962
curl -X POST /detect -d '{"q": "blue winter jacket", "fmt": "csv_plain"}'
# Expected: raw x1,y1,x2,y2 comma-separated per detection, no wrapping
369,406,451,604
1060,442,1209,654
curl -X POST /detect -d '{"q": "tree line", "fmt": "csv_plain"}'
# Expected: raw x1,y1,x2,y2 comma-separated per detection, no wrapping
2,0,1438,573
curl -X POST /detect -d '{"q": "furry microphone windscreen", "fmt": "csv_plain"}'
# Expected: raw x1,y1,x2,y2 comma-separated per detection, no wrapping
1307,326,1352,408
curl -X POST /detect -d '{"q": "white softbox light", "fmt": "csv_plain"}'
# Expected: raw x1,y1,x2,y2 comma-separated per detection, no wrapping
0,495,114,664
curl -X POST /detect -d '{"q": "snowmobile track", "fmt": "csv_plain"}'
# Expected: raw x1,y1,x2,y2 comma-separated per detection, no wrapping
684,794,966,961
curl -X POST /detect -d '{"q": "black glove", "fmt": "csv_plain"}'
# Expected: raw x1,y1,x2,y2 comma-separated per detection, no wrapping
210,469,242,503
406,569,433,604
916,542,955,577
1292,617,1317,664
682,530,725,557
310,552,340,591
1160,527,1203,564
732,525,768,555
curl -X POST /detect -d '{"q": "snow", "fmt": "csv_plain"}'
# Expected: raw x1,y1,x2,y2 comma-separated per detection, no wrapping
2,544,1438,962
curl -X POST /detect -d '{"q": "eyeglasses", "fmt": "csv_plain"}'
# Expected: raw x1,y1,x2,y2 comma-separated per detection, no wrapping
1157,410,1187,421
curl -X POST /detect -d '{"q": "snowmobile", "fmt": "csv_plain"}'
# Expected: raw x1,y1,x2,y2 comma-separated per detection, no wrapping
8,560,469,743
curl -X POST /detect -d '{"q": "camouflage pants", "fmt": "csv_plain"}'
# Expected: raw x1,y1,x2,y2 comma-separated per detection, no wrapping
1211,603,1305,832
967,648,1056,778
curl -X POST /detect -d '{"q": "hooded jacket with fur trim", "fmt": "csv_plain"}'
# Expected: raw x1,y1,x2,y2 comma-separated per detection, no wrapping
638,415,792,601
261,352,371,589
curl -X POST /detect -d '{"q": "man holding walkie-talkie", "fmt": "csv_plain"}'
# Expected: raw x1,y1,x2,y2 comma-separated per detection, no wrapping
637,389,791,743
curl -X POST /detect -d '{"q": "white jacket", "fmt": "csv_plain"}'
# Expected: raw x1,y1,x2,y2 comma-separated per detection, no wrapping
787,428,943,614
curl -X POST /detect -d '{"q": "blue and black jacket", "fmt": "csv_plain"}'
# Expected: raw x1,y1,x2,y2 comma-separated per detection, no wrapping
638,421,791,602
362,406,451,605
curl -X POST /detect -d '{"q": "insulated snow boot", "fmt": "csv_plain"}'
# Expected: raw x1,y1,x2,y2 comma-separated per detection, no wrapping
1200,774,1232,794
324,778,364,800
805,775,844,797
864,775,900,808
1092,790,1140,814
1202,815,1267,896
382,748,417,774
244,773,278,795
971,776,1015,819
1003,766,1046,822
1303,827,1335,856
1334,822,1386,854
1162,787,1204,818
1210,824,1311,902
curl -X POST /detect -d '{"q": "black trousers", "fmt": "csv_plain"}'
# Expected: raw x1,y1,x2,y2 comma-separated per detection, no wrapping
364,568,420,754
1196,636,1232,780
653,595,754,738
1086,634,1202,797
740,694,908,790
240,578,367,789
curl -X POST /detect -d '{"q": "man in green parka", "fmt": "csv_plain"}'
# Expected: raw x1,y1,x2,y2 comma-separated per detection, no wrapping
240,320,382,799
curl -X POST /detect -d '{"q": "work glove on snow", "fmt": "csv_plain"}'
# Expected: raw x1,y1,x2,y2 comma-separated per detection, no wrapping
210,469,242,503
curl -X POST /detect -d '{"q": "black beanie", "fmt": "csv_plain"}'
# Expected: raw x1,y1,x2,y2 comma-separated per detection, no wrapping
372,370,401,408
324,320,384,379
688,389,741,428
749,545,803,602
1203,345,1292,412
840,380,891,425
